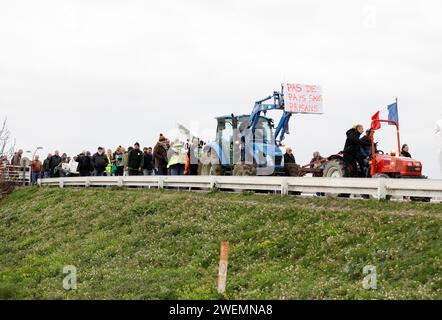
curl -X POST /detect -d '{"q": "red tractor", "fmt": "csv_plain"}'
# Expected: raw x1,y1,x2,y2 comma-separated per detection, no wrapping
320,119,424,179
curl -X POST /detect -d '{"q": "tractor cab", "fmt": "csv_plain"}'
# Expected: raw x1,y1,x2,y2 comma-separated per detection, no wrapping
213,114,284,173
216,114,274,146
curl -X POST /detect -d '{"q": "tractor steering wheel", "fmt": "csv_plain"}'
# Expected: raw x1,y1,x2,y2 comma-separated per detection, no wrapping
377,150,385,155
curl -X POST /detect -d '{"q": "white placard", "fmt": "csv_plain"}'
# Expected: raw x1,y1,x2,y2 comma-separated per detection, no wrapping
283,83,323,114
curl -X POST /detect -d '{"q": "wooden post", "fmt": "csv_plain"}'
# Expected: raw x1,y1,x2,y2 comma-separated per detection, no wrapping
217,241,229,294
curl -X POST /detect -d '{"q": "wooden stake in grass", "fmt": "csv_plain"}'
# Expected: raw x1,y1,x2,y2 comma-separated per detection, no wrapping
217,241,229,294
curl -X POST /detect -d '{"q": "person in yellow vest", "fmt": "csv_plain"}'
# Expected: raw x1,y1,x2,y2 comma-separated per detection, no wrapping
105,149,115,176
167,139,187,175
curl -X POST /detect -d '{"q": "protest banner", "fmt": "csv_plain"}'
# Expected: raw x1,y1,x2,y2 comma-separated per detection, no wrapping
283,83,323,114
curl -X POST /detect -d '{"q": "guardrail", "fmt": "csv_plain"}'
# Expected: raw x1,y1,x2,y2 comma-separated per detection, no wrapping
0,165,31,185
38,176,442,201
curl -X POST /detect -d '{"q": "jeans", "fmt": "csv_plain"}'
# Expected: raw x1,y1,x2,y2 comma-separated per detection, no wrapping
115,166,124,176
44,171,51,179
143,169,154,176
94,169,105,176
31,172,41,185
169,164,185,176
156,166,168,176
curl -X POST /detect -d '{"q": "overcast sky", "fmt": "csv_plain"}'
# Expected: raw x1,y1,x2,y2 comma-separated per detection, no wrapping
1,0,442,177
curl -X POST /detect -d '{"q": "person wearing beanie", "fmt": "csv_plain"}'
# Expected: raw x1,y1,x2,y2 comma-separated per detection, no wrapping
154,134,169,175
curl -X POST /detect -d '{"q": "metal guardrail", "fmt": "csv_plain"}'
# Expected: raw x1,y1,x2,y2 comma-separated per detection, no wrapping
38,176,442,200
0,165,31,185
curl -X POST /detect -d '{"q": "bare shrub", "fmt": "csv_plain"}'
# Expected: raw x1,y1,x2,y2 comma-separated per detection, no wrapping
0,118,16,200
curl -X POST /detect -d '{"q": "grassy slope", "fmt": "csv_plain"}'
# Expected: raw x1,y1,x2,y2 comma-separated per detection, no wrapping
0,187,441,300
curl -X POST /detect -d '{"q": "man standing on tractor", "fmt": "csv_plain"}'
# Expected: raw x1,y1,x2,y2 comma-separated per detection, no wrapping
343,124,371,177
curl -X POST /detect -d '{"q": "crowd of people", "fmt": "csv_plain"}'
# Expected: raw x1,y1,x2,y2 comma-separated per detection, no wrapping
2,126,413,185
3,134,205,185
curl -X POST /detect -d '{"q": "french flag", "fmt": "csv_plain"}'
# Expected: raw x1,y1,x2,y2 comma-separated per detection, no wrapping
371,102,399,130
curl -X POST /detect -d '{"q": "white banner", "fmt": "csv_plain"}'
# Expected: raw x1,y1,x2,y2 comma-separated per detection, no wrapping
283,83,323,114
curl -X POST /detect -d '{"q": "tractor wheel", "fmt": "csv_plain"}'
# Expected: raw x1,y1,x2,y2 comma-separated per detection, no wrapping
285,163,301,177
323,159,350,198
323,159,349,178
232,163,256,192
199,149,222,176
233,163,257,176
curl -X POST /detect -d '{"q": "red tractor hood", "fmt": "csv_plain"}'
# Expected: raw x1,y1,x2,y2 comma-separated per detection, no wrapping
373,154,422,177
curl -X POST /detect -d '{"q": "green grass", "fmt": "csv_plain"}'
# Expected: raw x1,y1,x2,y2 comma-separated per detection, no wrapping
0,187,441,300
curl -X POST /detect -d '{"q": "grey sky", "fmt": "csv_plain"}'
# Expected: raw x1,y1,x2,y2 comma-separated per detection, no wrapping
1,0,442,177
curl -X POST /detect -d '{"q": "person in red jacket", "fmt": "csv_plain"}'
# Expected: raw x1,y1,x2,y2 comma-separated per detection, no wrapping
30,155,43,185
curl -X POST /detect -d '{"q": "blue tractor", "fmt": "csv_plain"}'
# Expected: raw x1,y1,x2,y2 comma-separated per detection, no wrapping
199,89,299,176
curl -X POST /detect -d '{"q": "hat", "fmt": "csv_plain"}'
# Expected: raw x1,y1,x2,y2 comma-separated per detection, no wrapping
159,134,167,142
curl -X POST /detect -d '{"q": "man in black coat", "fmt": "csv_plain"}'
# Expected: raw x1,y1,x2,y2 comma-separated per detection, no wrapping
92,147,109,176
284,147,296,165
76,151,93,177
49,150,62,178
343,125,371,177
43,154,52,179
128,142,143,176
142,147,154,176
283,147,299,177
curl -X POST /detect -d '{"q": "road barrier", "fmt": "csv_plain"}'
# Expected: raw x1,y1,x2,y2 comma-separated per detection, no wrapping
38,176,442,201
0,165,31,185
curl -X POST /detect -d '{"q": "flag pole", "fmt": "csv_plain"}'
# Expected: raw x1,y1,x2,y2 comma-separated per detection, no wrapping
396,97,401,154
